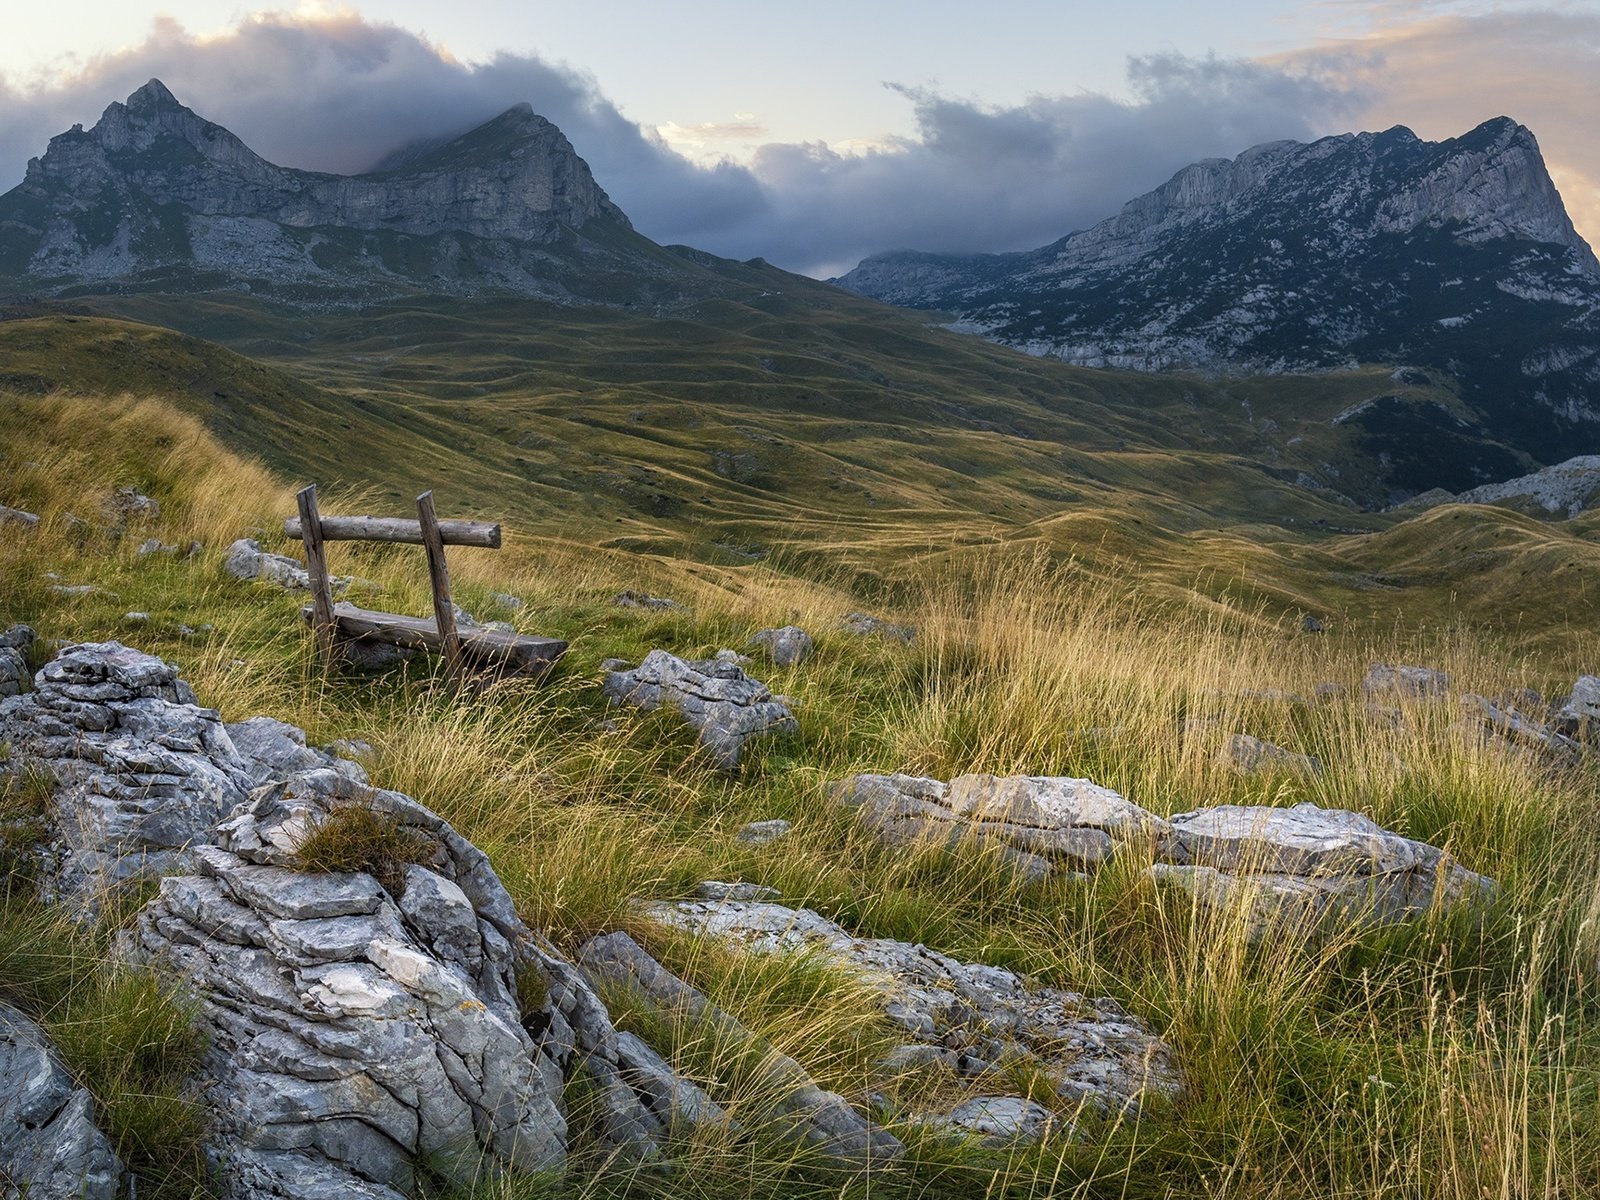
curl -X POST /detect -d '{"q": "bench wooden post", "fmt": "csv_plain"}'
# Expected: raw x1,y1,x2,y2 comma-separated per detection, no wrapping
416,490,465,684
296,485,338,665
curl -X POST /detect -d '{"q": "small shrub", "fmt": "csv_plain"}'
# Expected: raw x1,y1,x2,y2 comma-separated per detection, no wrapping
294,803,434,895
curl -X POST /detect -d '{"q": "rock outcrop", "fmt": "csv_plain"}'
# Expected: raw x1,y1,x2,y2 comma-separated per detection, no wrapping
2,640,723,1197
603,650,797,769
749,626,814,667
579,931,903,1168
224,538,349,593
0,1003,123,1200
0,625,32,698
835,772,1167,883
636,899,1180,1122
0,640,255,907
833,772,1495,928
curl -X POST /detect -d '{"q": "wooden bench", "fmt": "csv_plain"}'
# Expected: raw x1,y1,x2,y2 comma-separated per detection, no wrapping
287,485,566,683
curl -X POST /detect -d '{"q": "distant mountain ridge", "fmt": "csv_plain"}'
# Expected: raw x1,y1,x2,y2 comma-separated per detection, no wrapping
0,80,697,302
838,119,1600,475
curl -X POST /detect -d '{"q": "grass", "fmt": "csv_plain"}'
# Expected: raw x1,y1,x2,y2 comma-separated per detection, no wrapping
295,802,435,894
2,391,1600,1198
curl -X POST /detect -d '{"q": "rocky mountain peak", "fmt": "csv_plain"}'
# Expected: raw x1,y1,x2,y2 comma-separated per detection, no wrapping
837,116,1600,488
0,80,636,296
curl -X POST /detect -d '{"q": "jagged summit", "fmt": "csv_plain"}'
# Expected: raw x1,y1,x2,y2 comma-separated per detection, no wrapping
838,116,1600,471
0,79,640,296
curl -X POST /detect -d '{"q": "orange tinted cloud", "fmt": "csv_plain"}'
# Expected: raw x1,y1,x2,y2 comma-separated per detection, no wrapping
1281,8,1600,250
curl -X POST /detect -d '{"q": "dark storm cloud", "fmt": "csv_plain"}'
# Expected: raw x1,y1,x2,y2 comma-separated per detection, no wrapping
0,12,1362,277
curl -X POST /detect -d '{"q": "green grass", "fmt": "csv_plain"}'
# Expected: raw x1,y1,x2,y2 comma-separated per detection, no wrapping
3,344,1600,1198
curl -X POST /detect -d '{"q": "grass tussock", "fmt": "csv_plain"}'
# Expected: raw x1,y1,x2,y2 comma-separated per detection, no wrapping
294,803,435,894
3,393,1599,1198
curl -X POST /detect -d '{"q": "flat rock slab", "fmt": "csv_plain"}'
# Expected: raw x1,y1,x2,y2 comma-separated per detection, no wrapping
641,899,1179,1115
604,650,797,769
1157,802,1496,924
835,772,1171,881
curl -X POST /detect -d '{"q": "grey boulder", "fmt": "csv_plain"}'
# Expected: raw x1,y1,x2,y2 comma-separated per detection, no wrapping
603,650,797,769
0,1002,123,1200
749,626,814,667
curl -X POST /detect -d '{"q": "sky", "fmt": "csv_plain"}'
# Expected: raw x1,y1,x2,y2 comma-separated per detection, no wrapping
0,1,1596,277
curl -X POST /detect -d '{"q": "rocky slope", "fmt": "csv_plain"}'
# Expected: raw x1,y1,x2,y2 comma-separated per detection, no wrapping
0,80,695,302
838,119,1600,475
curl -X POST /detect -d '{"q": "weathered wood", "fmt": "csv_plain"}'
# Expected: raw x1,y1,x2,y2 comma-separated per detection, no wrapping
296,485,338,664
301,602,567,675
284,515,501,549
416,490,465,685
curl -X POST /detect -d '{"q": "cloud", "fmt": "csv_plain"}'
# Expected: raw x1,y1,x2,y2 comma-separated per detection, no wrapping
9,7,1590,279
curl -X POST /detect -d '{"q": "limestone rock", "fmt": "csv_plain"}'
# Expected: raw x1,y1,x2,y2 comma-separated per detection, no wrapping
223,538,349,593
735,819,791,846
611,590,684,611
1216,733,1322,775
225,716,369,788
639,900,1180,1115
104,487,159,529
835,772,1170,881
1363,663,1449,698
1555,675,1600,736
750,626,814,667
0,641,255,906
841,612,915,643
603,650,797,769
579,931,904,1169
920,1096,1061,1145
1460,694,1579,760
696,881,781,902
1154,802,1495,924
0,1003,123,1200
0,505,40,531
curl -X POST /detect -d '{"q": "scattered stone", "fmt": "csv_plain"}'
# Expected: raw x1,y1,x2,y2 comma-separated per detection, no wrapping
639,900,1180,1116
0,504,40,531
1554,675,1600,737
1460,694,1579,760
603,650,798,769
1301,615,1324,633
750,626,815,667
841,612,915,643
835,772,1170,882
136,537,178,556
735,819,791,846
598,658,631,672
1363,663,1449,699
920,1096,1062,1145
48,583,113,598
105,487,159,528
714,648,753,667
491,592,525,610
0,1002,123,1199
696,880,781,902
579,931,904,1169
1217,733,1322,775
612,590,684,611
1151,802,1495,926
121,611,150,625
223,538,350,593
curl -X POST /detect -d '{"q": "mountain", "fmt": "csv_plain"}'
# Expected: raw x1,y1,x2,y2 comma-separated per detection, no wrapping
0,80,703,303
838,119,1600,484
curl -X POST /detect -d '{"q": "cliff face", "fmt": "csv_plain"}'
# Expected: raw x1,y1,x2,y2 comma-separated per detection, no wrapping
837,118,1600,469
0,80,646,298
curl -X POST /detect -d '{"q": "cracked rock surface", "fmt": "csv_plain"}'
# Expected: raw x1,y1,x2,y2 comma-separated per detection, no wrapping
603,650,797,769
834,772,1495,926
2,640,721,1198
638,899,1180,1118
0,640,255,907
0,1003,123,1200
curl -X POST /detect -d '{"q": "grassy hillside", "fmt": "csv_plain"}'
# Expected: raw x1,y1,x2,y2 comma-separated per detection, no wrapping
2,291,1597,659
2,394,1599,1198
